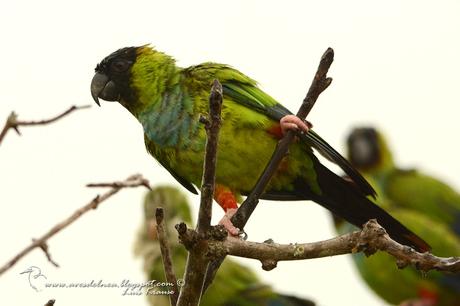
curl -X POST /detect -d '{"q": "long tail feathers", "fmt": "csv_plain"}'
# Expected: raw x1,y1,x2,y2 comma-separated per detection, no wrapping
301,162,431,253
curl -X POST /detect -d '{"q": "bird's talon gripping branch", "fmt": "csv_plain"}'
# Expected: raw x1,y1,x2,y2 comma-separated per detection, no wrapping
214,186,241,236
218,208,240,236
279,115,311,135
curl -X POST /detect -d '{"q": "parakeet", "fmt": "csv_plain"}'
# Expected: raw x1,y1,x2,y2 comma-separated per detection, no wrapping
91,45,429,252
335,208,460,306
347,127,460,232
134,186,316,306
338,127,460,305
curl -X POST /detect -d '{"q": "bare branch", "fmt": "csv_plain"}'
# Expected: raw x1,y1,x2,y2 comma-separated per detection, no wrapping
86,175,151,190
358,220,460,273
197,79,223,234
176,80,223,306
155,207,179,306
44,300,55,306
203,48,335,292
0,105,91,146
232,47,334,230
33,239,59,268
202,219,460,273
0,174,150,276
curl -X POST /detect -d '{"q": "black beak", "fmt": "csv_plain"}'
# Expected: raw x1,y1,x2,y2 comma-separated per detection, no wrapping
90,72,109,106
91,72,120,106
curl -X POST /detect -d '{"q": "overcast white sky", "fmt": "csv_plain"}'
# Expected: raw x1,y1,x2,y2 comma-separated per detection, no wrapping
1,0,459,305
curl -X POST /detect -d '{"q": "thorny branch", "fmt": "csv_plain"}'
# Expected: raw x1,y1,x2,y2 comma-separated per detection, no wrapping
0,105,91,146
0,174,150,276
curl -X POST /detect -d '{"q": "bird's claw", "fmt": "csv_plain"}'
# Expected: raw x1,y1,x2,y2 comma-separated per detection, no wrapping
218,208,240,236
280,115,312,135
399,298,437,306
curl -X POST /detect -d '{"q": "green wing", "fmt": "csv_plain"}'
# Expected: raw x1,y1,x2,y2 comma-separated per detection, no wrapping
336,207,460,305
144,135,198,194
386,169,460,234
187,63,375,197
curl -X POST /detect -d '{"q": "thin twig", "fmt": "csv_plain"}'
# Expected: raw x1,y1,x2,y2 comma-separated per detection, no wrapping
0,105,91,146
0,174,150,276
155,207,179,306
33,240,59,268
176,80,223,306
232,47,334,230
203,48,335,292
86,176,151,190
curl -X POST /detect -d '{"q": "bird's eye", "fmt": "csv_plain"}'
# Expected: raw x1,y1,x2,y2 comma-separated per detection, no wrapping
111,60,130,73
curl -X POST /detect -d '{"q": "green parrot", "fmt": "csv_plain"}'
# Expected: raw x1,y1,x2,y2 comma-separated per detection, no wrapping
91,45,429,252
347,127,460,231
134,186,316,306
338,127,460,305
335,208,460,306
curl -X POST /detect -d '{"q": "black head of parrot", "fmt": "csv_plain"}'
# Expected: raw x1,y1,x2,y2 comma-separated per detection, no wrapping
347,127,380,169
91,47,138,106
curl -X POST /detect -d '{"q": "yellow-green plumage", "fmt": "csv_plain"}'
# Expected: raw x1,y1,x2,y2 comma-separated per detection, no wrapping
343,127,460,305
336,195,460,305
92,45,429,252
128,47,317,194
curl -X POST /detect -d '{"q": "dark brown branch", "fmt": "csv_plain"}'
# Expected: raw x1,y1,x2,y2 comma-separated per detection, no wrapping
0,174,150,276
0,105,91,146
176,80,223,306
155,207,179,306
203,48,335,292
232,47,334,230
197,79,223,234
44,300,55,306
203,219,460,273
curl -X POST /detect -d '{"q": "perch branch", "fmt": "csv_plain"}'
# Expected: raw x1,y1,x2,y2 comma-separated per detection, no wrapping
0,105,91,146
155,207,179,306
203,47,335,292
203,219,459,273
176,80,223,306
0,174,150,276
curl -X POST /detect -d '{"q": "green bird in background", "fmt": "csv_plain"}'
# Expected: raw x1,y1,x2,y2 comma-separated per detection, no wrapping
337,127,460,306
347,127,460,231
91,45,429,252
134,186,316,306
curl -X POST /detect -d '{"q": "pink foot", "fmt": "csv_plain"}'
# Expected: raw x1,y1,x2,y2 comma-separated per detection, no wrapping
399,298,437,306
280,115,312,135
218,208,240,236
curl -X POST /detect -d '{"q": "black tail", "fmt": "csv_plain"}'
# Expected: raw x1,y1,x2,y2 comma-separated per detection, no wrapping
304,162,431,252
